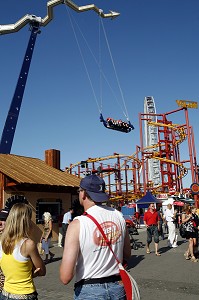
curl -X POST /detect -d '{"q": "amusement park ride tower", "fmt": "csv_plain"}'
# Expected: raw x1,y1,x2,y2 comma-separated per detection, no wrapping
140,98,199,206
143,96,161,187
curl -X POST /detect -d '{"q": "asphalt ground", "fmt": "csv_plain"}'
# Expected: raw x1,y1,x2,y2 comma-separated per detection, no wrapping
34,227,199,300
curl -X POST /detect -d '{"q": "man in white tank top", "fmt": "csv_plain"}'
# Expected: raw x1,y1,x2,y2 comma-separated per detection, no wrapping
60,174,131,300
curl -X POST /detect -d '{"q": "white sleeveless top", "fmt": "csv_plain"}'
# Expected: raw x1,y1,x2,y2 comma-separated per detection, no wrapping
0,239,29,262
74,205,126,282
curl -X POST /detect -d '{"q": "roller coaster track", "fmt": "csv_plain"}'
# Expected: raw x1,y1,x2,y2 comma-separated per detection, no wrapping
68,140,188,175
68,149,145,175
68,129,188,199
67,148,188,201
68,153,131,170
0,0,120,35
148,121,187,145
149,154,188,179
145,121,188,178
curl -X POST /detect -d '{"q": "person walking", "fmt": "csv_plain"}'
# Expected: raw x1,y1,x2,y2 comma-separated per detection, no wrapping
58,209,64,247
0,203,46,299
182,205,198,262
144,203,161,256
191,206,199,257
156,206,165,240
40,212,55,263
134,211,141,228
164,204,178,248
60,174,131,300
61,207,74,248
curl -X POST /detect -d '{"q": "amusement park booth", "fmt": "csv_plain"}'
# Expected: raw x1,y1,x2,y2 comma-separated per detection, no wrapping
136,192,162,209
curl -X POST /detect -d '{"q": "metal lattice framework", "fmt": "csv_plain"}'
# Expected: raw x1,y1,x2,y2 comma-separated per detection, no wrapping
67,98,199,206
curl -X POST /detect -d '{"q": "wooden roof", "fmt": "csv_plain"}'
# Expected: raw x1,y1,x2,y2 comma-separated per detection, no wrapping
0,154,80,187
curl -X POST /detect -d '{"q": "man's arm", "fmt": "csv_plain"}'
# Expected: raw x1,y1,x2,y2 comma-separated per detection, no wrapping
143,214,148,227
60,219,80,285
157,212,160,230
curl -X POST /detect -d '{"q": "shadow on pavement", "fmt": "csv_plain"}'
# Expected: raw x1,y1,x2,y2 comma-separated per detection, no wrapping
44,256,62,265
159,239,187,254
128,254,145,268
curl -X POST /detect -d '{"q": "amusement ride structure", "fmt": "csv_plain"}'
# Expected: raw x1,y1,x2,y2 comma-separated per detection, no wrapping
67,97,199,206
0,0,119,154
1,1,199,206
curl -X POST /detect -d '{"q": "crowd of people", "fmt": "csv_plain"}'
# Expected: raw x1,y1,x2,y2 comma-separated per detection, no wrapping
142,201,199,263
0,175,132,300
0,175,198,299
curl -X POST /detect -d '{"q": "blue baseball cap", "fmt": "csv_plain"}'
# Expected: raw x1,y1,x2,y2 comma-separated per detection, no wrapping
80,175,109,203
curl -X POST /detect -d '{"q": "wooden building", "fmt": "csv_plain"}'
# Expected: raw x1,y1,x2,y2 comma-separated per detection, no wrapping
0,149,80,244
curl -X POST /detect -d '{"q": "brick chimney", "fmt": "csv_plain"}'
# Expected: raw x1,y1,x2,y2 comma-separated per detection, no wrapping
45,149,60,170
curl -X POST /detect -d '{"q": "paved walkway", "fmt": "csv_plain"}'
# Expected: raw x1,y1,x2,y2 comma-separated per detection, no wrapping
34,228,199,300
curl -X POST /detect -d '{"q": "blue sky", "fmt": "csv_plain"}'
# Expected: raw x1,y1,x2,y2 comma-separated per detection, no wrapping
0,0,199,187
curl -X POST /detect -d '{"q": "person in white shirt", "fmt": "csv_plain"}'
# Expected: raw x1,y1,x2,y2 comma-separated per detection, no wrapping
164,204,178,248
60,174,131,300
61,208,74,247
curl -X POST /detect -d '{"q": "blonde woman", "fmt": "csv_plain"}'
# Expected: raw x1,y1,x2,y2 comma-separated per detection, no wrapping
0,203,46,299
40,212,55,262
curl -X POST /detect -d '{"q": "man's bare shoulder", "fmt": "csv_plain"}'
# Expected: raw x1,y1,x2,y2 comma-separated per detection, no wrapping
67,219,80,233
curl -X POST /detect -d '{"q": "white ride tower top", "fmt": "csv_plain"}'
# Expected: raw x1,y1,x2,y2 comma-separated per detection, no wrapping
0,0,120,35
144,96,162,187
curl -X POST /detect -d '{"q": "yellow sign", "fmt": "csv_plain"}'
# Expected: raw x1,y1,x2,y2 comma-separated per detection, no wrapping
176,100,198,109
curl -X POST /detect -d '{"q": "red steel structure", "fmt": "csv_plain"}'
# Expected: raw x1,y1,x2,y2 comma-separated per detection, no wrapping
67,101,199,207
139,101,198,206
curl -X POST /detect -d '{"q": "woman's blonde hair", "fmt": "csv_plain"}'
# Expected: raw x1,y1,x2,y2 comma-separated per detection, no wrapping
1,203,32,254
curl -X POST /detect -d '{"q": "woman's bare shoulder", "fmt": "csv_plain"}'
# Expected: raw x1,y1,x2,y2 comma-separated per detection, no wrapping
21,238,36,256
24,238,35,247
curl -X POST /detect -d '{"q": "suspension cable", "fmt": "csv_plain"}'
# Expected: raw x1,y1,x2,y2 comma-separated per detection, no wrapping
65,6,101,112
65,6,129,119
69,13,123,113
100,18,130,121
